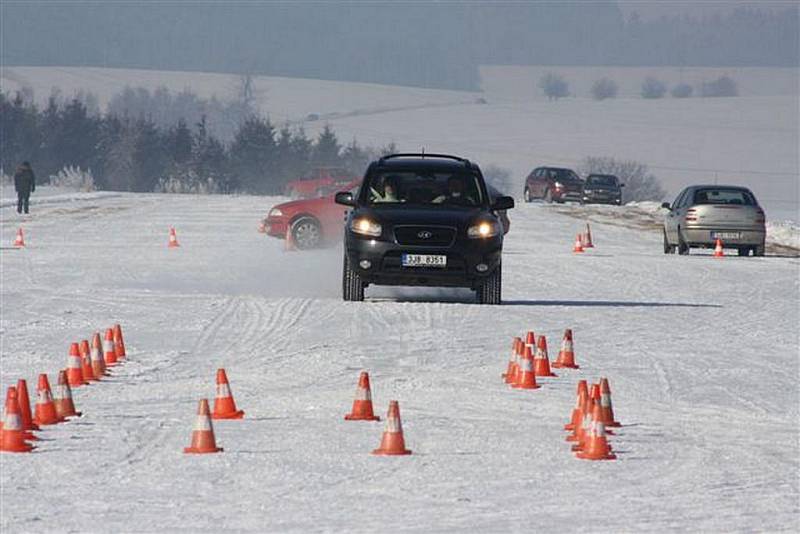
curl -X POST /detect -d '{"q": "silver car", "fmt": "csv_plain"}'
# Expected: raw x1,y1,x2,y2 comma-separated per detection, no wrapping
662,185,766,256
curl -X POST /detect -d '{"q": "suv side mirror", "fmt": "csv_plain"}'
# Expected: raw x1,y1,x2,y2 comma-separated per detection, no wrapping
661,202,671,210
335,191,356,206
492,196,515,210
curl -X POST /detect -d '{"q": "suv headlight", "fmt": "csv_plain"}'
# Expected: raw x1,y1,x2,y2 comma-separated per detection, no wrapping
554,181,564,189
467,220,501,239
268,208,283,217
351,217,382,237
583,189,593,194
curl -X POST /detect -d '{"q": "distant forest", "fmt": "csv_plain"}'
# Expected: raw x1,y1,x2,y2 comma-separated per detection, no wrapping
2,3,797,91
0,89,386,195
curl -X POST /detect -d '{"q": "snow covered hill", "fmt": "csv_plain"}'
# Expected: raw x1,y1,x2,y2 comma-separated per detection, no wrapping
2,66,797,222
1,191,797,531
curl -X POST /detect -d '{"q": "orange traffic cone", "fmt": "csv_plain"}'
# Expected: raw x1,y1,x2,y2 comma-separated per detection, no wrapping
66,342,89,387
1,387,34,453
524,331,536,353
567,404,593,448
573,233,584,253
533,335,557,377
713,238,724,258
283,224,296,252
512,345,541,390
168,227,180,248
103,328,118,366
564,380,589,431
91,332,108,377
2,387,38,441
54,370,82,419
576,404,616,460
345,371,381,421
16,379,40,433
113,324,127,361
33,374,63,425
599,377,621,427
583,223,594,248
13,228,25,247
372,401,412,456
212,369,245,420
78,340,97,382
553,329,579,369
503,337,521,383
184,399,223,454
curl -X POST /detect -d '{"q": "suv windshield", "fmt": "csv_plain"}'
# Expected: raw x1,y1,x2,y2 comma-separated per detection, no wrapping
587,175,618,186
693,188,756,206
366,170,484,207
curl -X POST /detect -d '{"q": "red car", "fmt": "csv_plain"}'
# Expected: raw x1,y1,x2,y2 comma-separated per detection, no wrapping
264,180,360,249
284,167,354,199
523,166,584,203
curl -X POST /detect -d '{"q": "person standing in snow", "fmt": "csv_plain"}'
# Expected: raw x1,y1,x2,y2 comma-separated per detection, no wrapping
13,161,36,214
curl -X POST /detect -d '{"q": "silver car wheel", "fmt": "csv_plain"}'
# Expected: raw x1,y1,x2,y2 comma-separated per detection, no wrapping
292,218,322,250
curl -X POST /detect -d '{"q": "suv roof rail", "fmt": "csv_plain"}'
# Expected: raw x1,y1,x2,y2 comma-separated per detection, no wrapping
379,153,471,166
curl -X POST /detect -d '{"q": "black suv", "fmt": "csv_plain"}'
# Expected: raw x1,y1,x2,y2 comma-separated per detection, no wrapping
334,154,514,304
582,174,623,205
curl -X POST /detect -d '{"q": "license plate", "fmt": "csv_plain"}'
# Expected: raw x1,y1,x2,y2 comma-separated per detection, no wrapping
711,231,741,240
401,254,447,268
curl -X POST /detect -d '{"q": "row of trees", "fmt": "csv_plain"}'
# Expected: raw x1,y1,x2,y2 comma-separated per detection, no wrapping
0,90,382,194
540,74,738,101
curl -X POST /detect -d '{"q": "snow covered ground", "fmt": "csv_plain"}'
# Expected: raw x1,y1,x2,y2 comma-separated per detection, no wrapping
1,191,798,531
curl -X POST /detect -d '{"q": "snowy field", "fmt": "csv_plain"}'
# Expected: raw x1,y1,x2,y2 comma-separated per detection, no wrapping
2,66,797,222
1,190,798,532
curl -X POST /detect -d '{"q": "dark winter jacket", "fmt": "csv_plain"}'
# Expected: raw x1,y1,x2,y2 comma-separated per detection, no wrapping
14,163,36,194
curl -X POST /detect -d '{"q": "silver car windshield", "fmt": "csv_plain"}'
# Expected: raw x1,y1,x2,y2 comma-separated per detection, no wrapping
367,171,484,207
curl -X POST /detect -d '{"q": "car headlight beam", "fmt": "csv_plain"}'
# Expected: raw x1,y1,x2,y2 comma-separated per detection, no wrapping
467,220,501,239
351,218,382,237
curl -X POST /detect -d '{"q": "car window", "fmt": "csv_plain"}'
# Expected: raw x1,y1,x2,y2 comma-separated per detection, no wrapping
673,190,688,208
693,188,756,206
365,170,484,207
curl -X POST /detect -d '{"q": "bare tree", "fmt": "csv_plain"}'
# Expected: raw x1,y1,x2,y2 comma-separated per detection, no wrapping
641,77,667,99
580,156,666,202
538,73,569,100
670,82,693,98
590,78,618,100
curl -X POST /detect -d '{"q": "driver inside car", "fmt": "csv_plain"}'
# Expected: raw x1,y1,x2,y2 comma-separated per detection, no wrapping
370,175,401,203
433,175,476,205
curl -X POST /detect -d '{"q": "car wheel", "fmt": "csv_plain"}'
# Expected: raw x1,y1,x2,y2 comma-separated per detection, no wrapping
524,187,532,203
544,189,553,203
342,254,364,301
737,247,751,257
677,228,690,255
754,244,765,257
663,227,676,254
291,217,322,250
477,265,502,305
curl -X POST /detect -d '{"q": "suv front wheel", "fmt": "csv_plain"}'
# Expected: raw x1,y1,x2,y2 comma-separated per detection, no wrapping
476,265,502,305
342,254,365,301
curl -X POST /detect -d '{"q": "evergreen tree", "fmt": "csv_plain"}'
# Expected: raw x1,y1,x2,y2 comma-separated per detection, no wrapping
229,116,277,193
132,119,168,192
312,124,341,167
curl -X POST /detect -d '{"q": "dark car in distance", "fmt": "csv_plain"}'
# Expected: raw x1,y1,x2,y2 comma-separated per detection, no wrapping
523,167,584,203
335,153,514,304
582,174,624,205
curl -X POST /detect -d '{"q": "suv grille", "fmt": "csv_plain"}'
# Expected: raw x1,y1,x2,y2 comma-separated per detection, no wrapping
394,226,456,247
